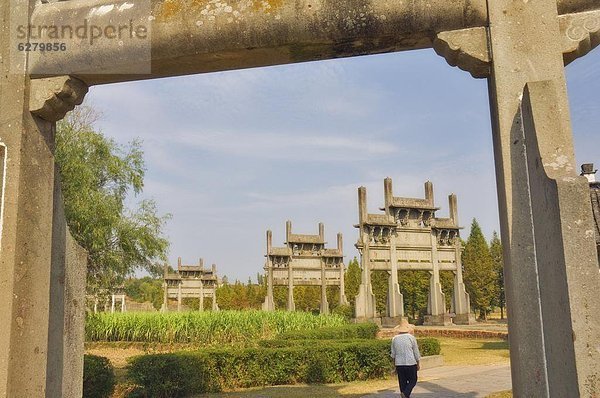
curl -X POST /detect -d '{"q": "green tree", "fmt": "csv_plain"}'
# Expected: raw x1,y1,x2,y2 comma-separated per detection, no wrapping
398,271,430,322
124,277,163,310
344,258,361,311
55,107,171,294
490,232,506,319
371,270,388,315
463,219,497,320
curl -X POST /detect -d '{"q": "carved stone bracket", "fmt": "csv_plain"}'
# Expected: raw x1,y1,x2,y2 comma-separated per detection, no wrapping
435,11,600,77
560,10,600,65
30,76,88,122
433,27,491,79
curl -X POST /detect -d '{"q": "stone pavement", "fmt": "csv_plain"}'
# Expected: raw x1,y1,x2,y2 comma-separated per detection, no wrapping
361,364,511,398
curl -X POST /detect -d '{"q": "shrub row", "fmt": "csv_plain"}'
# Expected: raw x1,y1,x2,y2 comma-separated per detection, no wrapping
83,355,115,398
128,340,391,397
258,337,440,357
276,322,379,340
127,338,441,397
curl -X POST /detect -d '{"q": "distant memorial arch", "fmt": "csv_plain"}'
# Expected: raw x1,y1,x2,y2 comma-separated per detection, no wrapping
354,178,475,326
162,258,219,312
262,221,348,314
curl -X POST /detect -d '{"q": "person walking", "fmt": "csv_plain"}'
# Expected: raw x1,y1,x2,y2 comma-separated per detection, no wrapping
390,322,421,398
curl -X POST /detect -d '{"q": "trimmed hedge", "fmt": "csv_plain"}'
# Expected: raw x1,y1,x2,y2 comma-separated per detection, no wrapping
128,340,391,397
83,355,115,398
418,337,441,357
259,337,440,356
127,337,441,397
276,322,379,340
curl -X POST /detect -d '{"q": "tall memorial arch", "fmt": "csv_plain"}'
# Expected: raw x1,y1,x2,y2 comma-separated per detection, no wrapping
1,0,599,396
354,178,475,326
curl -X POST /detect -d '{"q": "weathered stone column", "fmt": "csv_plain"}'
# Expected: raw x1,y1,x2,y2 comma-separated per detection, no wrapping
212,291,218,311
386,233,404,321
287,263,295,312
355,187,376,319
286,221,295,311
447,194,475,324
111,294,116,313
487,1,600,395
337,234,349,306
262,230,275,311
424,232,450,326
319,258,329,315
177,282,182,312
198,279,204,312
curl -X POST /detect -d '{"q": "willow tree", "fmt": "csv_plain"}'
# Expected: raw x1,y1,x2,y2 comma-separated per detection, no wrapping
55,106,171,295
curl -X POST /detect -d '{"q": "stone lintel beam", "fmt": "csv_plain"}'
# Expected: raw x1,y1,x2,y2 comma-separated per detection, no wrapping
29,0,492,85
30,76,88,122
27,0,600,86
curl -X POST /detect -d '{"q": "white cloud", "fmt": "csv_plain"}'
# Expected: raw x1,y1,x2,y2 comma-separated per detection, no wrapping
173,130,399,161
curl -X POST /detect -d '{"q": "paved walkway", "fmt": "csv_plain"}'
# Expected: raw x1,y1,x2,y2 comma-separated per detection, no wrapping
361,364,511,398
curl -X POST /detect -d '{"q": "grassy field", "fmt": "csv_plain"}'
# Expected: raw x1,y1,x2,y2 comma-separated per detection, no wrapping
86,310,347,345
438,338,509,365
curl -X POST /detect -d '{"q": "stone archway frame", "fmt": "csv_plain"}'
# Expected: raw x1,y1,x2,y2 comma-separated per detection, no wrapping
1,0,600,396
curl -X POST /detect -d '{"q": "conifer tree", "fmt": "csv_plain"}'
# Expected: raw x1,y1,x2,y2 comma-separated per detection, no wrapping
490,232,506,319
344,258,362,310
463,219,497,320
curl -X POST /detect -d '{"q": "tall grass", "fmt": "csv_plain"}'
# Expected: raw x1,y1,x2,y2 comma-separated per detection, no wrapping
85,310,347,345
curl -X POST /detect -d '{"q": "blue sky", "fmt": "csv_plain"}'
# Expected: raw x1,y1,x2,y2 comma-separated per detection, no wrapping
87,48,600,282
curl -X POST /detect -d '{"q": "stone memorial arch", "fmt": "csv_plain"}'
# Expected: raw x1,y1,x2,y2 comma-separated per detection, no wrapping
262,221,347,314
355,178,475,326
162,257,219,312
1,0,600,396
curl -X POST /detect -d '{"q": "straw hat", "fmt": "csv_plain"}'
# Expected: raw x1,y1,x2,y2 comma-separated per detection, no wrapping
393,319,415,334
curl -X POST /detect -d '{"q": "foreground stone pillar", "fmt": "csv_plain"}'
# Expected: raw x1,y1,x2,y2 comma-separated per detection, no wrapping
487,1,600,395
0,10,89,389
61,234,87,398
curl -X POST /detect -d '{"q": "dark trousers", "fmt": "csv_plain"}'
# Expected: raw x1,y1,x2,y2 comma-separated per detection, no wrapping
396,365,418,397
